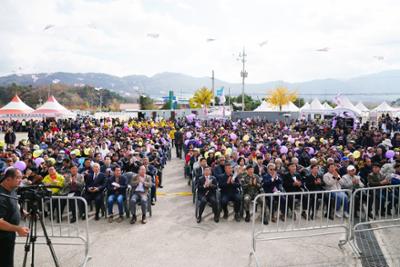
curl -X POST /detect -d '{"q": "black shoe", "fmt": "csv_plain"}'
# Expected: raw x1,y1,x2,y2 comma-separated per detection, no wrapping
263,217,268,225
223,211,228,219
141,215,147,224
197,216,202,223
81,214,86,220
70,217,77,223
368,212,374,219
95,214,100,221
130,215,137,224
245,212,250,222
234,213,241,222
151,201,155,206
301,211,307,220
158,185,163,188
214,215,219,223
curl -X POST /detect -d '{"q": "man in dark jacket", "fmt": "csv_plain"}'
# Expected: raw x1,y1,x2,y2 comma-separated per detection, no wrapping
196,167,219,223
218,164,241,222
4,128,16,149
174,129,184,159
83,163,106,220
282,162,305,219
106,166,127,223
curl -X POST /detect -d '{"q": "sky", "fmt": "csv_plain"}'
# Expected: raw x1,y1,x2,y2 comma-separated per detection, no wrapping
1,0,400,83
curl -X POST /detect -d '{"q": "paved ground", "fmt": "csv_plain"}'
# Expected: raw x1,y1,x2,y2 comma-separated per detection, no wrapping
4,132,398,267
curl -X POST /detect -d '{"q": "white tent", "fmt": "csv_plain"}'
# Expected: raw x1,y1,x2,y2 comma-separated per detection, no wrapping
0,95,34,116
334,95,361,116
254,101,299,112
322,102,333,110
372,101,396,112
300,102,310,111
32,95,75,118
355,102,369,112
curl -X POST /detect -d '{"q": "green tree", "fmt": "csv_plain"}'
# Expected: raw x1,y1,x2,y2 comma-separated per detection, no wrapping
293,97,305,108
139,95,155,110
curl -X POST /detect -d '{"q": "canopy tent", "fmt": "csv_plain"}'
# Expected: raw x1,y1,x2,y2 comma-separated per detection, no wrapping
300,102,311,111
355,102,369,112
322,102,333,110
372,101,396,113
333,95,361,116
0,95,34,115
301,98,326,112
254,101,299,112
32,95,75,118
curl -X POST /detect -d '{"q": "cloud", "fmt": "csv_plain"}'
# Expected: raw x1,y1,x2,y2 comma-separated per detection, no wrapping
0,0,400,83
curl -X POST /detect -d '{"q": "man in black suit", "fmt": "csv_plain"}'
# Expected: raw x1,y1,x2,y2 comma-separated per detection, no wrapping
193,157,207,183
83,163,106,220
254,156,266,177
196,167,219,223
174,129,184,159
218,164,242,222
282,162,305,219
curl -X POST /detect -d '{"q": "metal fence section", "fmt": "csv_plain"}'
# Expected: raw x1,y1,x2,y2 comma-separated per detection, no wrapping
349,184,400,257
17,196,91,267
249,189,352,267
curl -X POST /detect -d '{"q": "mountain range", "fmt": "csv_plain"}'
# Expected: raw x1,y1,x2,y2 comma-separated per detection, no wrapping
1,70,400,102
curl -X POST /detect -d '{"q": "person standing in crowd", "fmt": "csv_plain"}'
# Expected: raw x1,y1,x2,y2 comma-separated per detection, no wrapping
174,129,184,159
4,128,16,150
196,167,219,223
0,168,29,267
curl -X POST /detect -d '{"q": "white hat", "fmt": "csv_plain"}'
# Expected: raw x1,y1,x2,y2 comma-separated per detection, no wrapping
347,165,356,171
381,139,392,148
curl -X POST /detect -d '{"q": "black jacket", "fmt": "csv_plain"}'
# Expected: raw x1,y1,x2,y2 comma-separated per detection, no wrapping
197,175,218,197
84,172,106,193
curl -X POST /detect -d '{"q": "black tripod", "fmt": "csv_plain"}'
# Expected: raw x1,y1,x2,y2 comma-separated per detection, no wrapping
22,199,60,267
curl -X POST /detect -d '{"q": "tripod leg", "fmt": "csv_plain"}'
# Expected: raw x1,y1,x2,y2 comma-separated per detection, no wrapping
31,213,38,267
22,214,34,267
38,214,60,267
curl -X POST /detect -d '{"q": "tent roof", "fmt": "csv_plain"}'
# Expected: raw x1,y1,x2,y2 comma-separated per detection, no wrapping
322,102,333,110
254,101,299,112
355,102,369,112
372,101,396,112
300,102,311,111
32,95,74,117
334,95,361,115
0,95,34,115
309,98,325,110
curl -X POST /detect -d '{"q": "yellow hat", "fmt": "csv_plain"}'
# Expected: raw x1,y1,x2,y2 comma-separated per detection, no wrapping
84,148,91,156
48,158,56,165
33,149,43,158
309,136,316,143
243,135,249,142
0,140,5,147
353,151,361,159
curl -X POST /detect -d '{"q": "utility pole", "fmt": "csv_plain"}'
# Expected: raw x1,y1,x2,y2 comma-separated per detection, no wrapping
239,47,247,111
211,70,215,106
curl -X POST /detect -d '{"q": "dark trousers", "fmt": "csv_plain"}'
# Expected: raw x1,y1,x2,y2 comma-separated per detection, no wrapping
0,237,15,267
221,192,241,213
198,192,219,217
60,191,83,219
83,192,103,216
175,144,183,159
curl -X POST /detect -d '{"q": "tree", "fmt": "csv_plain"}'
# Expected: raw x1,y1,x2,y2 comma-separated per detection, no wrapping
293,97,305,108
234,94,260,111
139,95,155,110
189,87,213,108
266,86,297,111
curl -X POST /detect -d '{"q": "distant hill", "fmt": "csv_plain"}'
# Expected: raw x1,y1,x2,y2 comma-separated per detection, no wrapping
0,83,129,111
1,70,400,102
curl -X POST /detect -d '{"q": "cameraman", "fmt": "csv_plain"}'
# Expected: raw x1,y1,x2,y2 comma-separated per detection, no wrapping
0,168,29,267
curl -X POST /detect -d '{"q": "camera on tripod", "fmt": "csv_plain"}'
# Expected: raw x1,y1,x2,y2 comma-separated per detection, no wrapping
17,184,53,205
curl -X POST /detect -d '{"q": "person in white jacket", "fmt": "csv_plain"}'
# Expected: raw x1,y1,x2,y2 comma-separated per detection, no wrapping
323,163,349,218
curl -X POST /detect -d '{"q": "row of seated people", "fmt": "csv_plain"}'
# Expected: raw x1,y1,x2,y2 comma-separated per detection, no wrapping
193,156,400,224
38,162,154,224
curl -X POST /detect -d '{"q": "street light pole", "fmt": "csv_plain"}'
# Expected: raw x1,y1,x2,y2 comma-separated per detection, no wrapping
239,47,247,111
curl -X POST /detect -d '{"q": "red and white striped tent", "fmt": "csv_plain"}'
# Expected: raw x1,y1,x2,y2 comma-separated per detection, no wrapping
0,95,34,115
32,95,75,118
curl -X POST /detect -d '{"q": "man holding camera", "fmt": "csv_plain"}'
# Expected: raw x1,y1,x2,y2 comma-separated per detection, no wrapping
0,168,30,267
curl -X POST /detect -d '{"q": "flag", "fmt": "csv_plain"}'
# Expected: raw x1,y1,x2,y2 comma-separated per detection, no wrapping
216,87,225,105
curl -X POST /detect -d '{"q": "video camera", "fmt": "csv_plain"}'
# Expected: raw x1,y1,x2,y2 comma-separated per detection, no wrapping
17,184,54,204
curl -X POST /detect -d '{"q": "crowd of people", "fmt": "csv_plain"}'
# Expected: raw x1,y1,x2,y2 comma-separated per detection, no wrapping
180,115,400,224
0,117,173,225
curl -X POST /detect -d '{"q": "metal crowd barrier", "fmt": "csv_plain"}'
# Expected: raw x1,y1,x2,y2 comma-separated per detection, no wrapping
17,196,91,267
249,189,352,267
349,184,400,257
